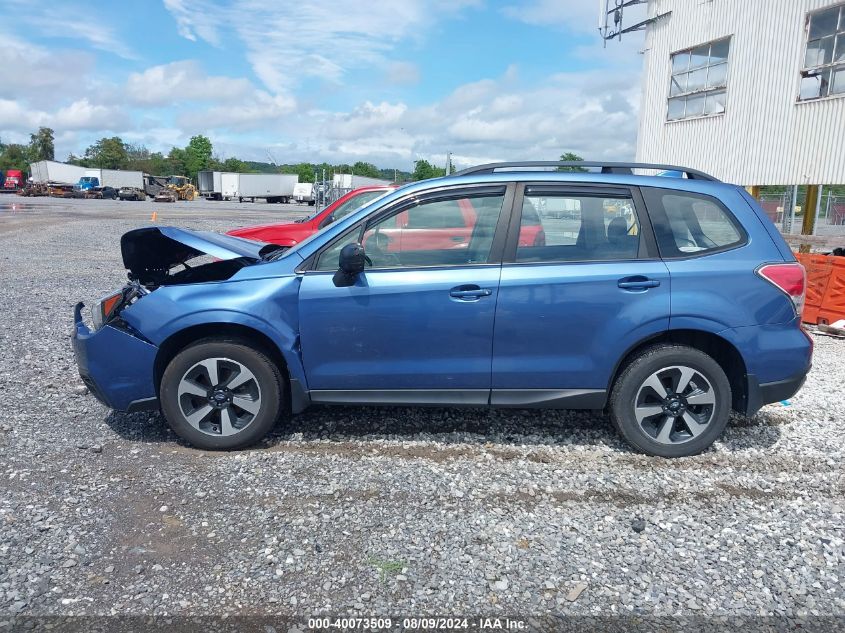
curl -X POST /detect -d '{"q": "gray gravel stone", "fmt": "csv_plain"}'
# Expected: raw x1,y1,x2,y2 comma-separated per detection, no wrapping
0,199,843,619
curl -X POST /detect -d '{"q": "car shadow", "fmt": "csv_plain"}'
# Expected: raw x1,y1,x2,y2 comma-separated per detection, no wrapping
103,403,782,454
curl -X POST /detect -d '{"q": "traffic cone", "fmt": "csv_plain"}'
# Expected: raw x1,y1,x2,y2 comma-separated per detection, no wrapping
151,211,157,222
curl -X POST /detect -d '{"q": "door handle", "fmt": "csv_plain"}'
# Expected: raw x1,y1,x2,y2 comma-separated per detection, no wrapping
449,285,493,300
618,277,661,290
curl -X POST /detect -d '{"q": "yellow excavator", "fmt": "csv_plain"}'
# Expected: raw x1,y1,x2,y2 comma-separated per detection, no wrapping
154,175,197,202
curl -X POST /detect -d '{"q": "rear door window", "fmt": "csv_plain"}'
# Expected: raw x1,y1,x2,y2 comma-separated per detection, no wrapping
642,188,746,257
514,187,642,262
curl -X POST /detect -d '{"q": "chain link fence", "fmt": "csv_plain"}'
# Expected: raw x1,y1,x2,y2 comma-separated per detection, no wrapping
759,188,845,237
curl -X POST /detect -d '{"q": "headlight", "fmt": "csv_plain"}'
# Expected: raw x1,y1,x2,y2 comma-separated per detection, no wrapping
92,291,123,330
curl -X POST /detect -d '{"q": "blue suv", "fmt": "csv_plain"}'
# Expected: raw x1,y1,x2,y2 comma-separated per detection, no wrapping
72,162,812,457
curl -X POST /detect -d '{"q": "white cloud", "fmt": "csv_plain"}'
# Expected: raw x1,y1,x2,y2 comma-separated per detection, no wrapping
0,98,126,133
385,62,420,85
0,32,94,105
218,66,642,169
181,91,297,131
4,0,136,59
125,61,255,106
164,0,479,93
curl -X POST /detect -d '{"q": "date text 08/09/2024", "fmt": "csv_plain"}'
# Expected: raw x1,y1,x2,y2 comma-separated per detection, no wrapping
306,617,527,630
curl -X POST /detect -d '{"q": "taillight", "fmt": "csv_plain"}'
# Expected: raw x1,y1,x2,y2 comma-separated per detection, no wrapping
757,263,806,316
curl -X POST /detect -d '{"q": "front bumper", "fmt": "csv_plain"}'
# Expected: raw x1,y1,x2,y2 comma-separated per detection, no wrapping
72,302,160,412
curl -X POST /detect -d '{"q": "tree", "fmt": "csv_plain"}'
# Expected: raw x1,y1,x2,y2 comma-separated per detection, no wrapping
83,137,129,169
167,147,188,176
352,161,380,178
279,162,315,182
221,157,248,173
0,143,30,173
147,152,170,175
557,151,588,172
184,135,213,180
28,127,55,161
412,159,446,181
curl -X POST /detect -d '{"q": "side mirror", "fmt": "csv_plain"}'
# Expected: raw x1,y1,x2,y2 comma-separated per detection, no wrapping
318,214,334,229
333,243,366,287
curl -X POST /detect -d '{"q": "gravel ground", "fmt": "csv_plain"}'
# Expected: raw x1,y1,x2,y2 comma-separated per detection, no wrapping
0,197,843,626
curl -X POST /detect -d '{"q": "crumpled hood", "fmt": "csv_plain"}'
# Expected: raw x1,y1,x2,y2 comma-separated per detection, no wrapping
120,226,272,279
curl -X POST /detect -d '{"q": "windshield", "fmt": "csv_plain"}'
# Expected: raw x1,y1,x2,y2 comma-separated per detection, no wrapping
269,189,396,261
332,190,389,221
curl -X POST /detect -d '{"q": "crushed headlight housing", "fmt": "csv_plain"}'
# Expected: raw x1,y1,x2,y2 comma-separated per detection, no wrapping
92,290,123,330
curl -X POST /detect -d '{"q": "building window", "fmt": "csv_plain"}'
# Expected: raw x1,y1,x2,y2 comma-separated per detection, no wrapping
800,3,845,100
667,37,730,121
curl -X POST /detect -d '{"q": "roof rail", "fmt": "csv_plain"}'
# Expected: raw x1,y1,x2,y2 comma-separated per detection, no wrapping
452,161,720,181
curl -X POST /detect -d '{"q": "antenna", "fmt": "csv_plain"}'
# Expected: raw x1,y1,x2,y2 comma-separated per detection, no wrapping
598,0,669,44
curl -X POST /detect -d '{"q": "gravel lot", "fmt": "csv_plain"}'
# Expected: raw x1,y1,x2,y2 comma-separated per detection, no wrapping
0,197,843,625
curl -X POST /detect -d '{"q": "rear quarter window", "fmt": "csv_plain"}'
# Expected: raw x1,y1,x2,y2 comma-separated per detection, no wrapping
642,188,746,258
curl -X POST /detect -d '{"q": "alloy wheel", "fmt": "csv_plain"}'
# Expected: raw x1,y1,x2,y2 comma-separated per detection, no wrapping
176,357,262,437
633,365,716,445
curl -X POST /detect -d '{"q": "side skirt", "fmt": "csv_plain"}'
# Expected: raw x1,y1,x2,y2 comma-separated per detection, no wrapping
309,389,489,407
305,388,607,409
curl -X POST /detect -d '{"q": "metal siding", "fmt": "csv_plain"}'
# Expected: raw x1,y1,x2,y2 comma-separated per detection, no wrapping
637,0,845,185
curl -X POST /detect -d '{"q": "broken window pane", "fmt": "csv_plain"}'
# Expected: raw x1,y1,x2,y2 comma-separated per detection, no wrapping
689,44,710,69
800,68,832,99
667,37,731,119
687,67,707,92
686,94,706,117
710,38,730,64
706,62,728,88
704,90,727,115
809,6,840,39
670,73,687,96
805,36,835,67
667,97,685,120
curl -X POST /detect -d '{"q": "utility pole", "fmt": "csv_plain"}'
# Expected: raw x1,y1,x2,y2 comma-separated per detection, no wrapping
445,152,452,175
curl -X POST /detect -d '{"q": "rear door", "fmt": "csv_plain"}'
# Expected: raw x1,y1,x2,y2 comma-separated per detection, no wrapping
491,183,671,406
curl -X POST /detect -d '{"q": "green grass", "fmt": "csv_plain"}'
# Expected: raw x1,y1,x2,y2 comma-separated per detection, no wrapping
367,556,406,583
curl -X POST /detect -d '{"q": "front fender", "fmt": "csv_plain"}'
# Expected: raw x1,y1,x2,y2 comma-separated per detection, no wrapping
121,276,307,388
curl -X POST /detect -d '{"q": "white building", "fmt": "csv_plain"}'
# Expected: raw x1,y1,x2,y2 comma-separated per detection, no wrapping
632,0,845,187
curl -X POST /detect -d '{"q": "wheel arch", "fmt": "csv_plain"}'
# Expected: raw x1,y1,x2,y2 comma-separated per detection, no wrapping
154,323,294,413
607,329,748,413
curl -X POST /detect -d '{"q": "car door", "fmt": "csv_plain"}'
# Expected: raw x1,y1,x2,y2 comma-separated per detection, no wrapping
491,183,671,406
298,184,514,404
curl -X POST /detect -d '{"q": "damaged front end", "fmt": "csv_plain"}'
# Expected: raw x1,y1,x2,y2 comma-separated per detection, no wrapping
72,226,286,412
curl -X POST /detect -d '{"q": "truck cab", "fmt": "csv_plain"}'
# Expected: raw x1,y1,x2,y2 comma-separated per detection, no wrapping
3,169,24,191
76,176,101,191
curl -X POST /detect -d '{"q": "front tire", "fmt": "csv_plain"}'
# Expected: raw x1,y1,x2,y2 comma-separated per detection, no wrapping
609,344,731,458
160,339,285,450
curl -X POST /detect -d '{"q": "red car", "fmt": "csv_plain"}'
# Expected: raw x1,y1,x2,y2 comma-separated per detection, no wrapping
228,185,545,250
364,197,545,253
228,186,396,247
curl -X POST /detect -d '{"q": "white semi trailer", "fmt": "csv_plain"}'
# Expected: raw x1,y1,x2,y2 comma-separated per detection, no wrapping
332,174,391,189
197,170,223,200
205,172,300,203
29,160,88,184
29,161,144,189
237,173,298,203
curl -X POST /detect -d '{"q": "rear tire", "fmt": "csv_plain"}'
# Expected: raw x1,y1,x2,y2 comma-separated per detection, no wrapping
609,344,731,458
160,338,285,450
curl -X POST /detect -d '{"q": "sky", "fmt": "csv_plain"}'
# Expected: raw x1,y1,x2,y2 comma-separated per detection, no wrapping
0,0,647,171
